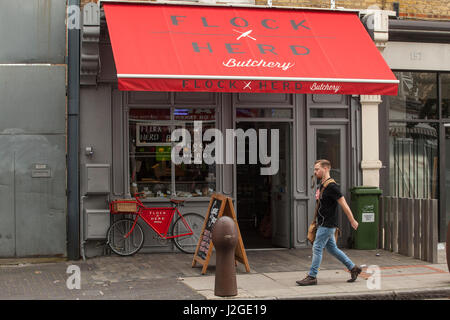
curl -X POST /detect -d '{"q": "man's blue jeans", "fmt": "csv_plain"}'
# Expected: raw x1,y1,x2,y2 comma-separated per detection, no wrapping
308,226,355,278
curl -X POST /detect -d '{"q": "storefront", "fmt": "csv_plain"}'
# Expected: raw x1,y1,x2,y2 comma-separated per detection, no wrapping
78,1,397,257
380,19,450,242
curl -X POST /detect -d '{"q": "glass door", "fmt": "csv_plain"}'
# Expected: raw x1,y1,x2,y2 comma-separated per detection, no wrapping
307,125,348,245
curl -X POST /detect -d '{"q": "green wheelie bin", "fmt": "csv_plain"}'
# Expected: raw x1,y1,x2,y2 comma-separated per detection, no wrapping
350,186,383,249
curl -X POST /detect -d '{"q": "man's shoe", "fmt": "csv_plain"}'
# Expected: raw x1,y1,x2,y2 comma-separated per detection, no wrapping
347,265,362,283
296,275,317,286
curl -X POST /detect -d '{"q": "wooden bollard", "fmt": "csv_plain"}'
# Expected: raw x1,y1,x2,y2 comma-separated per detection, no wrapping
211,216,238,297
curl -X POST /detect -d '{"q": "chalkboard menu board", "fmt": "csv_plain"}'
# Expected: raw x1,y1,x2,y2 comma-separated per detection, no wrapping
196,198,222,260
192,193,250,275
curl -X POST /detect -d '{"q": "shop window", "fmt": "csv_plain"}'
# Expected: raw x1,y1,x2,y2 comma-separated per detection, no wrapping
236,108,293,119
388,122,439,199
442,73,450,119
129,108,216,198
389,72,438,120
174,108,216,197
316,129,341,185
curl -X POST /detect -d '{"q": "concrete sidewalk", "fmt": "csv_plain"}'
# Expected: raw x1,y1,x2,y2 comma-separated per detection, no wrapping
0,247,448,300
183,246,450,300
184,263,450,300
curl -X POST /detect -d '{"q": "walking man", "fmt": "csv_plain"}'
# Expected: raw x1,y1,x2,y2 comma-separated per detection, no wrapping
296,159,362,286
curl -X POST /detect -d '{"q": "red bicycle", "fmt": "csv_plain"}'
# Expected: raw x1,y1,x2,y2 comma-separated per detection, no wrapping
108,193,204,256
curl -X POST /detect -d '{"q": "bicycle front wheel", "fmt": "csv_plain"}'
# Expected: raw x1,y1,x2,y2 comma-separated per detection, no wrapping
107,218,144,256
172,213,204,254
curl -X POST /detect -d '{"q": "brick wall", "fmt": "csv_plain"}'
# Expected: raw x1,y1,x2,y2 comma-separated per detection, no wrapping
81,0,450,21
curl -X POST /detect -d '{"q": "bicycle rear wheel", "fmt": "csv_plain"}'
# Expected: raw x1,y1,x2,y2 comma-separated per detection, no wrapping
172,213,204,254
107,218,144,256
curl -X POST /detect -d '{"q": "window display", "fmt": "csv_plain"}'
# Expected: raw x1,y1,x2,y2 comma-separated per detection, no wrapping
129,108,216,199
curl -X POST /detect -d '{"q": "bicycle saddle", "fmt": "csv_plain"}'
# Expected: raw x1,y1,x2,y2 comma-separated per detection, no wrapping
170,199,185,204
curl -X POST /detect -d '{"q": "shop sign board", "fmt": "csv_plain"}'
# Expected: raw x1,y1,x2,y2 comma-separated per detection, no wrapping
136,123,172,146
135,122,187,147
192,193,250,275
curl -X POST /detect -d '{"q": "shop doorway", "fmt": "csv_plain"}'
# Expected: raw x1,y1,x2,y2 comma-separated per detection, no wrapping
307,125,348,246
236,122,292,249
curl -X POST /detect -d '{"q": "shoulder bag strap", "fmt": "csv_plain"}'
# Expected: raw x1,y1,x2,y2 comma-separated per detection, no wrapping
312,178,336,223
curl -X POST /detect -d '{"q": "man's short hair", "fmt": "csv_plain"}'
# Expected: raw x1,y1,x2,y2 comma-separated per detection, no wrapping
314,159,331,169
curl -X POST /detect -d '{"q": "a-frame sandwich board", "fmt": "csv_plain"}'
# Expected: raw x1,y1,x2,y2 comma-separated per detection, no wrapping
192,193,250,275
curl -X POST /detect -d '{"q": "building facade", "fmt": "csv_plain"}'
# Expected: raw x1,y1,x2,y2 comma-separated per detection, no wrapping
380,19,450,242
76,0,398,258
0,0,447,259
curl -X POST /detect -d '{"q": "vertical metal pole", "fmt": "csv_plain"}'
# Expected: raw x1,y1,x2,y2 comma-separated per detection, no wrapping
67,0,81,260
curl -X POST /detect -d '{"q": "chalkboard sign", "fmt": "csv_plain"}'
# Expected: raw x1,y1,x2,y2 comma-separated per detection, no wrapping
192,193,250,275
196,197,222,260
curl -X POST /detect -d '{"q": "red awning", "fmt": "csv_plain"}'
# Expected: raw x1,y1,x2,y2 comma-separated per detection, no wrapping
103,2,398,95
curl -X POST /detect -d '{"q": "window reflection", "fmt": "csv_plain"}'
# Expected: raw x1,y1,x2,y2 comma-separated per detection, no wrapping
390,72,438,120
173,112,216,197
316,129,341,185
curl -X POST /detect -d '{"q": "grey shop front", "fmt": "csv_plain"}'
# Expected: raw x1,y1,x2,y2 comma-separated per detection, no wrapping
79,89,362,258
76,2,392,258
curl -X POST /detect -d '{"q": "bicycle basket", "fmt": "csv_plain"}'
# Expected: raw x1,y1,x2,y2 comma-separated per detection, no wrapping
110,199,138,214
